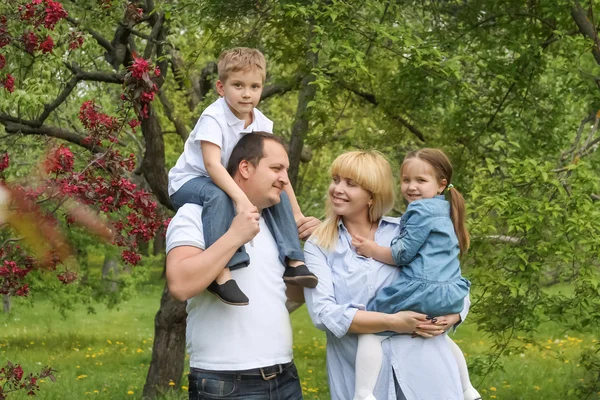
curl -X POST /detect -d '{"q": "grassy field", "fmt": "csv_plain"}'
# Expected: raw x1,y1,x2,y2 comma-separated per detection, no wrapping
2,278,599,399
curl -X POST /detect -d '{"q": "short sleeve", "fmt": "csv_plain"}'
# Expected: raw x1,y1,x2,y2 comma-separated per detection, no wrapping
165,204,206,253
390,201,435,265
188,115,224,149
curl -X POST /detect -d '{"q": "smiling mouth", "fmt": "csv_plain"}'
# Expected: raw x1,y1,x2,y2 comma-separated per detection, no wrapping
331,196,348,204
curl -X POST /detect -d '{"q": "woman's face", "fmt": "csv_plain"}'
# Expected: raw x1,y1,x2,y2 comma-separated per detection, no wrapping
328,174,372,218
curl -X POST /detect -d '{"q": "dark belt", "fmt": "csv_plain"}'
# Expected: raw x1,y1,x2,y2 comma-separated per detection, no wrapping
191,361,294,381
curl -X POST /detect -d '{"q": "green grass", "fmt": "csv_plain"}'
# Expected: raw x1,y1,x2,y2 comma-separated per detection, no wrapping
2,279,600,399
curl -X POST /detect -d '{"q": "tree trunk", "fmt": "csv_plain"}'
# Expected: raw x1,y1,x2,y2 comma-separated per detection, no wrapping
2,294,10,313
288,28,319,188
102,252,119,292
140,106,173,210
153,227,166,256
142,283,187,399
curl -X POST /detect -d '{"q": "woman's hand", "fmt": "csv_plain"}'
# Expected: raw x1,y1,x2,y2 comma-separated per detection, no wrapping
386,311,430,334
413,313,461,338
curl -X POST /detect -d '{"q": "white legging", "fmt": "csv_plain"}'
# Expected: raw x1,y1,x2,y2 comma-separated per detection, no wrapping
353,334,475,400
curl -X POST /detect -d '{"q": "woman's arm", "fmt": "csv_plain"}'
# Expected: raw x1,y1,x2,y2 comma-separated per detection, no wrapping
348,310,429,334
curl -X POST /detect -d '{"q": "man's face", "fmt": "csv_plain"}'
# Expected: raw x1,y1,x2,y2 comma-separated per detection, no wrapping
216,69,264,121
244,140,290,210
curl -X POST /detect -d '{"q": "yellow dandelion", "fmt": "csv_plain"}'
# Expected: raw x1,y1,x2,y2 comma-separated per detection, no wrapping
182,386,188,391
534,386,540,390
93,390,99,393
107,340,112,344
127,391,134,395
490,387,496,391
169,381,175,386
137,348,143,353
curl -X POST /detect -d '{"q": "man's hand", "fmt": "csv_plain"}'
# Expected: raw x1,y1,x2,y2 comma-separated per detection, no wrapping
296,215,321,240
352,235,379,258
230,206,260,245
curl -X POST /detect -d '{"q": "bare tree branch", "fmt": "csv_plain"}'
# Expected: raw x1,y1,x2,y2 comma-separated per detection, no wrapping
571,1,600,66
4,122,103,153
157,90,188,141
65,16,114,53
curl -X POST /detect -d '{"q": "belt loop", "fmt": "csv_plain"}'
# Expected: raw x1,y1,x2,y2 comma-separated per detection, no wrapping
260,367,278,381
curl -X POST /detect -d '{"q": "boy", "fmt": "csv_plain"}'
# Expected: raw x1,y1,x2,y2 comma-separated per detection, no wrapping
168,47,317,306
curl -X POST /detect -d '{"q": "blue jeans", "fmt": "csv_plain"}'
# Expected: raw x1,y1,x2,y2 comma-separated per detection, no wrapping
170,176,305,270
188,362,303,400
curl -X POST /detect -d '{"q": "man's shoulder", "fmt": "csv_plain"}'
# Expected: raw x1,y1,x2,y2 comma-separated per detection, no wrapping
169,204,204,229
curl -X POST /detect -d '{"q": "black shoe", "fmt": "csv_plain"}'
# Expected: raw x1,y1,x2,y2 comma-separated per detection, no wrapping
207,280,249,306
283,264,318,288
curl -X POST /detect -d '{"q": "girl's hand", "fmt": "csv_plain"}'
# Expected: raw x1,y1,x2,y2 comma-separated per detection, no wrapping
413,313,461,338
352,235,378,258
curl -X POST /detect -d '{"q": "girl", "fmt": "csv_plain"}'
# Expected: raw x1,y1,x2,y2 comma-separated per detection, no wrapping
304,150,469,400
351,148,481,400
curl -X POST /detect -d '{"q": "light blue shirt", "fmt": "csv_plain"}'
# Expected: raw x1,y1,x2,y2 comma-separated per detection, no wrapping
304,216,469,400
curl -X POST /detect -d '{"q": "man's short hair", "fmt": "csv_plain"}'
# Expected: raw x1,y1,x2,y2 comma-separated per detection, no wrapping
227,132,286,176
218,48,266,83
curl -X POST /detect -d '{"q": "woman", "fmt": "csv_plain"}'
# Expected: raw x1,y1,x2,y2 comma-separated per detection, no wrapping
304,150,469,400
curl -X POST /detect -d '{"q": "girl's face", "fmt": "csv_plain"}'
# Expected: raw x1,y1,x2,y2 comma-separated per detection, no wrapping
401,158,447,203
328,174,372,218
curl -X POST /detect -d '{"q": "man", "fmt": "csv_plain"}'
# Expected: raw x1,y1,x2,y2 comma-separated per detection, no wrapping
166,132,318,399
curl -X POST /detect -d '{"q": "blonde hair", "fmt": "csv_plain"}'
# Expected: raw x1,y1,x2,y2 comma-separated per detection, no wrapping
217,47,266,82
312,150,396,250
402,148,470,255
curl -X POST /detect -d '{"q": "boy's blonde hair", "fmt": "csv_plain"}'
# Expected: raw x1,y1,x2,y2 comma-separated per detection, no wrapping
311,150,396,250
218,47,266,82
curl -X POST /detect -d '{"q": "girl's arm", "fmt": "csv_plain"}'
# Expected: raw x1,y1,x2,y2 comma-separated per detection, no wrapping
202,141,254,213
304,240,426,336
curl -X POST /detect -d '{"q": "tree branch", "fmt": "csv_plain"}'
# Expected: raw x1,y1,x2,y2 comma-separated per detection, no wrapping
157,90,188,141
342,85,426,142
571,1,600,66
4,122,103,153
65,16,114,53
64,63,126,83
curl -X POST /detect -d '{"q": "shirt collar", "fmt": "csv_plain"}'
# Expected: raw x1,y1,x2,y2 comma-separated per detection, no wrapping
219,97,255,127
336,215,400,231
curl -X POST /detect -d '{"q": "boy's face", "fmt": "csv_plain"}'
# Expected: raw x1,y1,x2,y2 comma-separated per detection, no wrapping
216,69,264,121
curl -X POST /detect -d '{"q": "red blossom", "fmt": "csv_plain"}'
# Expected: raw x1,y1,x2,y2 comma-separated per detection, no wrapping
0,152,8,172
13,365,23,381
128,118,141,132
44,0,68,30
140,91,154,103
44,145,74,174
154,66,160,77
2,73,14,93
0,17,10,48
0,54,5,70
129,57,150,79
68,31,84,50
21,31,38,53
39,35,54,54
57,270,77,284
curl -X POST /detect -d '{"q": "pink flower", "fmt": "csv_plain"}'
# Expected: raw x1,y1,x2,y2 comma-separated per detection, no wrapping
129,57,150,80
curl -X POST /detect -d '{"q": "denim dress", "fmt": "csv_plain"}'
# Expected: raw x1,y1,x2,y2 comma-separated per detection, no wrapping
367,196,470,318
304,216,468,400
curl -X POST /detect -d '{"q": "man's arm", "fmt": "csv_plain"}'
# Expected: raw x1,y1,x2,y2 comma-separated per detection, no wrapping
166,208,260,301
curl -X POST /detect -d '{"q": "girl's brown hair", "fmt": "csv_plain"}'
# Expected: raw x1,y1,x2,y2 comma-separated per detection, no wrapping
402,148,470,255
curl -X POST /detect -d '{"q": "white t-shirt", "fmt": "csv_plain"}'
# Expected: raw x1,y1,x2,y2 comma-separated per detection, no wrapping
168,97,274,196
166,203,293,370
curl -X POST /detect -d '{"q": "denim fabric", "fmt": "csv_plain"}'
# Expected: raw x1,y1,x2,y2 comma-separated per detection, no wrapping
367,196,470,317
170,176,249,270
188,363,303,400
304,216,468,400
170,176,305,270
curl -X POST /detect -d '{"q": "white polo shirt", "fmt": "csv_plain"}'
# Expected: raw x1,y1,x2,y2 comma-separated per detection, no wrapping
166,204,293,370
168,97,274,196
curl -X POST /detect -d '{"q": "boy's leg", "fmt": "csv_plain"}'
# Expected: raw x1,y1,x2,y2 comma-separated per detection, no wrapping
354,334,386,400
263,191,318,287
173,177,249,306
446,336,482,400
173,177,250,269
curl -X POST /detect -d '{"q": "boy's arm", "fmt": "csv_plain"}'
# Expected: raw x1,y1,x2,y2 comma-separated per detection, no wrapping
283,184,321,240
352,235,396,265
202,141,253,212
